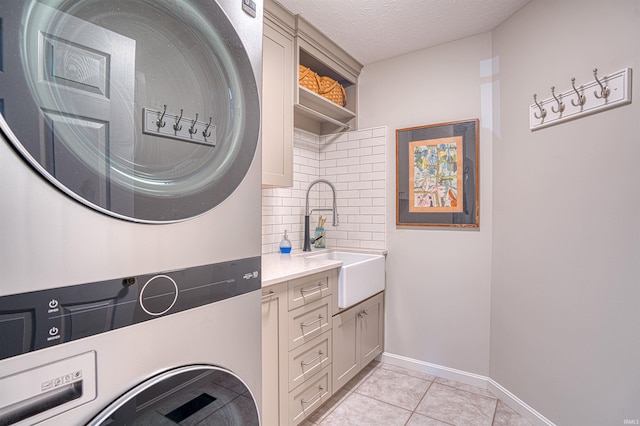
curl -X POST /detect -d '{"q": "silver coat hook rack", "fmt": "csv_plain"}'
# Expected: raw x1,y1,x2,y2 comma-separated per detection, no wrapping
189,113,199,135
570,78,586,107
551,86,565,114
533,94,547,119
173,109,183,132
593,68,610,99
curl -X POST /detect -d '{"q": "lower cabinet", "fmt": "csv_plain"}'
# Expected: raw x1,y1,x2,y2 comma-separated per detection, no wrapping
262,270,384,426
333,292,384,391
261,283,286,426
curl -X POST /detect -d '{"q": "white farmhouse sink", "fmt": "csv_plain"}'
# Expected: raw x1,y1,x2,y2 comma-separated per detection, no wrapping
308,251,385,309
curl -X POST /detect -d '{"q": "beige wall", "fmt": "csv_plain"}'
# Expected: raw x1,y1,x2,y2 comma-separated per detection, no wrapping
359,32,494,376
359,0,640,424
491,1,640,424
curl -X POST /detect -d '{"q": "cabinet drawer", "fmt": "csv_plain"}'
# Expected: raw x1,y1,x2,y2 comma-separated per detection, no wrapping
288,272,331,311
288,365,332,425
288,296,331,350
288,330,332,391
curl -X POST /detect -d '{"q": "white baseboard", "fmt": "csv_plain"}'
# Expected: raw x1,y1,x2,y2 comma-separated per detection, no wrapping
380,351,556,426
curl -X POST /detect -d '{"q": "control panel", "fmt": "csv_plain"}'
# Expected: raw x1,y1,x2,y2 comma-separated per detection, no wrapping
0,257,261,360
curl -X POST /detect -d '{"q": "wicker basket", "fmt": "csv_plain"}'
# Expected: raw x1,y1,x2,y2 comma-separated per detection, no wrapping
299,65,347,107
299,65,320,93
318,76,347,107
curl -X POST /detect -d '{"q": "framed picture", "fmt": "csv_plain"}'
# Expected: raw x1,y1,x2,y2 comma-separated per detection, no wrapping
396,119,479,227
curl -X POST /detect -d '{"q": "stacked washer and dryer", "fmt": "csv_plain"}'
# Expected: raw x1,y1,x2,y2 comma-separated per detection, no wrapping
0,0,263,424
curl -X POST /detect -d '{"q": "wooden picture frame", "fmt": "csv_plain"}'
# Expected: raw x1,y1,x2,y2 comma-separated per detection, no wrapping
396,119,479,227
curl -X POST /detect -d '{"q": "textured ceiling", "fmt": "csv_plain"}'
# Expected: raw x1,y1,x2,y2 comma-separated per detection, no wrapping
274,0,530,65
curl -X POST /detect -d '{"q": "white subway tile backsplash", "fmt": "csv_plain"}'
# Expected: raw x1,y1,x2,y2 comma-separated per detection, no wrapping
360,206,385,215
348,198,373,207
360,171,386,181
348,164,373,174
336,157,360,167
348,181,373,190
261,127,387,254
348,147,373,157
361,154,385,164
336,140,361,150
324,150,349,160
336,174,362,183
360,223,386,232
348,129,373,140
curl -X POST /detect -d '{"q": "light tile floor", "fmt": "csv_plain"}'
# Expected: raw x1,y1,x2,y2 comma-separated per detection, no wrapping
302,361,533,426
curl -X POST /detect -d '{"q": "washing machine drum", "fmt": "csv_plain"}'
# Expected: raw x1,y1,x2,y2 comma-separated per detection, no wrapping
88,365,259,425
0,0,260,222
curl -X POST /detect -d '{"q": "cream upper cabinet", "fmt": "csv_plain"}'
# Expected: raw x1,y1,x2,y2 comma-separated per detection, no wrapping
294,16,363,135
262,0,294,187
261,2,364,189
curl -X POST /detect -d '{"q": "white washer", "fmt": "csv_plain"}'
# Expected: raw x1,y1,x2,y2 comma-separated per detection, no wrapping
0,0,263,424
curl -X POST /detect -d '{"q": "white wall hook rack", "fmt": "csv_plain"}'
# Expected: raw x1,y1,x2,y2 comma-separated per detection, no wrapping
529,67,632,131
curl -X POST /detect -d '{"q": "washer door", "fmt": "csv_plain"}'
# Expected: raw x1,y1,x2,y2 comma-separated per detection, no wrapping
88,365,259,425
0,0,259,222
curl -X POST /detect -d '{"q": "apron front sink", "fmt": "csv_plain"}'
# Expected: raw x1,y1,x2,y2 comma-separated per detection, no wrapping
307,251,385,309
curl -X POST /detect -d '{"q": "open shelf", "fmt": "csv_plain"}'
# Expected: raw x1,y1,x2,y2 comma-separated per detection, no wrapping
297,86,356,123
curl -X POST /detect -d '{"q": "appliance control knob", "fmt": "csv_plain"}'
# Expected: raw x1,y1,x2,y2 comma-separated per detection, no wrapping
139,275,178,316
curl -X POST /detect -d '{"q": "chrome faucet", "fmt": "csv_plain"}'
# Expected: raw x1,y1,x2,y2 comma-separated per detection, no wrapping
303,179,339,251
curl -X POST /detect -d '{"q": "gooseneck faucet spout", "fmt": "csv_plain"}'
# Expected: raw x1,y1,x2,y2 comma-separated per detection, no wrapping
303,179,339,251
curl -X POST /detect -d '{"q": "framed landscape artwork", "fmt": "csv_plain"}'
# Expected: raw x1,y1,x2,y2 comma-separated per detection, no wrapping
396,119,479,227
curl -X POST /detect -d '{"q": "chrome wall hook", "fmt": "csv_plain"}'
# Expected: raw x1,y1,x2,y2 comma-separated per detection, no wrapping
203,117,212,138
550,86,565,114
188,113,199,135
570,78,586,107
533,94,547,120
156,104,167,128
593,68,610,99
173,109,184,131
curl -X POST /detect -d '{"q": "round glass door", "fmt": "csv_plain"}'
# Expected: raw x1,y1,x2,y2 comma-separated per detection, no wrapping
88,365,259,425
0,0,260,222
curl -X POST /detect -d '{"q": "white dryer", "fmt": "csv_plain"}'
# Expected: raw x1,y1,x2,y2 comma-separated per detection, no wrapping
0,0,263,424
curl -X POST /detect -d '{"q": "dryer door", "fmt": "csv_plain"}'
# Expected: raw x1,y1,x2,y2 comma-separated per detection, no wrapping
0,0,260,223
88,365,259,425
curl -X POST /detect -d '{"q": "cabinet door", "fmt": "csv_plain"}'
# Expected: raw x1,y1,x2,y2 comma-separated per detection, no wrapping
360,292,384,365
332,306,359,390
262,21,293,187
261,289,281,426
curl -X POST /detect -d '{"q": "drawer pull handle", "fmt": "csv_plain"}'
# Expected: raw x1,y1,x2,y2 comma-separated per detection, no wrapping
301,350,324,367
300,283,323,295
261,290,275,300
301,386,324,405
300,315,323,329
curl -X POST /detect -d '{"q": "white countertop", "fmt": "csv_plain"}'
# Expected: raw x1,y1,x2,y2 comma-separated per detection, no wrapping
261,248,387,287
261,252,341,287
